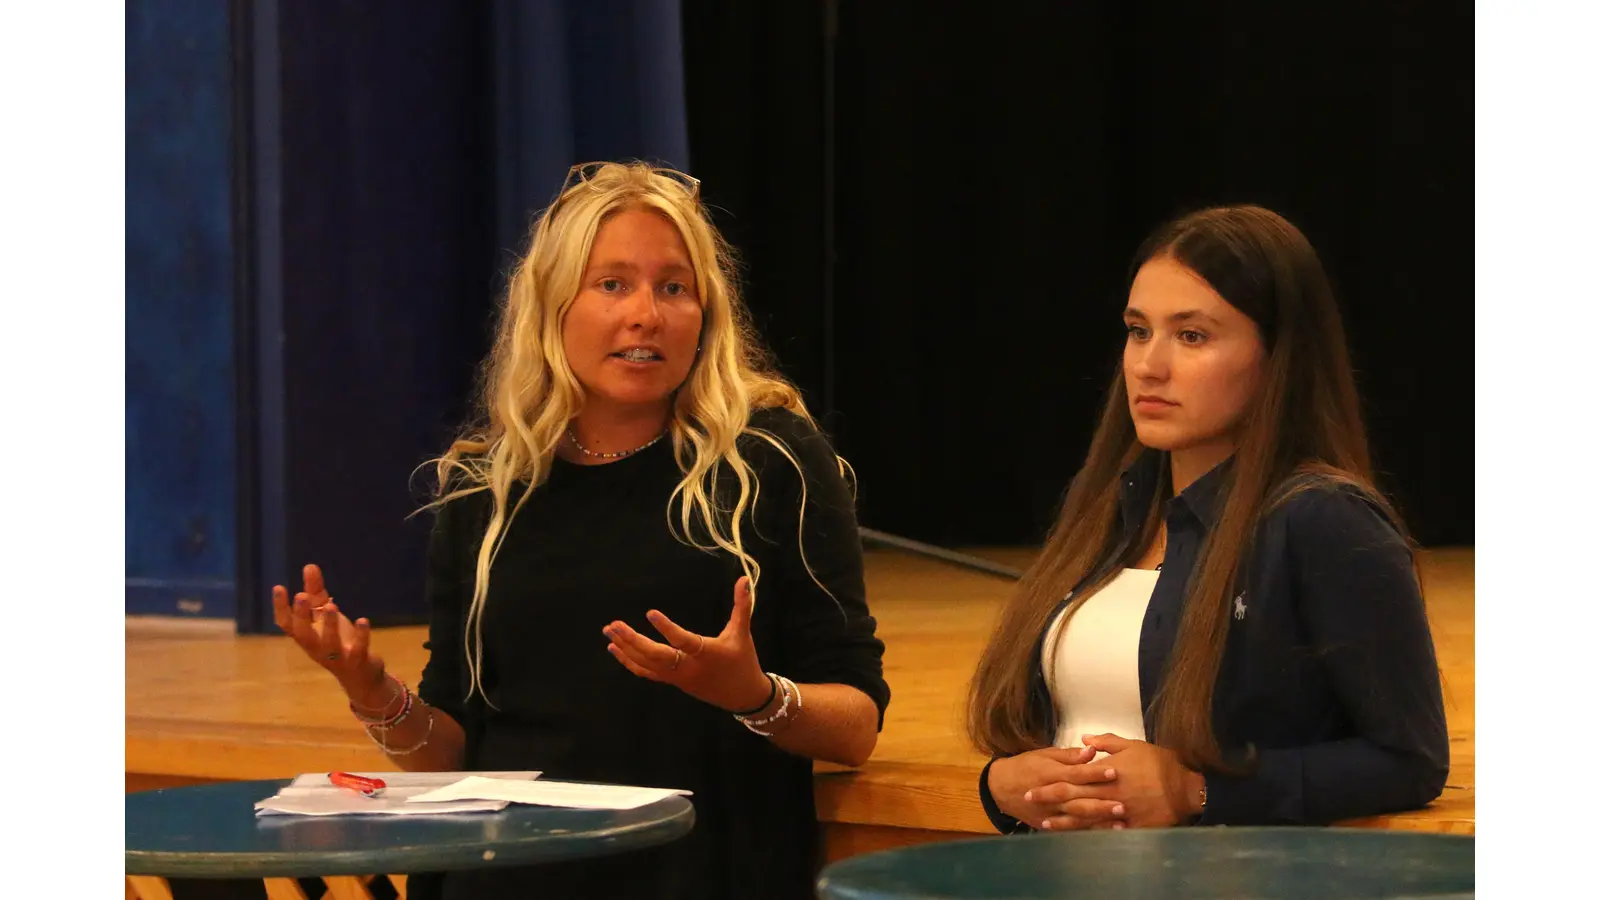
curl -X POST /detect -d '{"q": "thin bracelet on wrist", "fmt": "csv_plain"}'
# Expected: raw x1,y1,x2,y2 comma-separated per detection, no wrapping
728,673,779,717
348,673,402,715
351,679,413,728
368,704,435,756
736,675,803,736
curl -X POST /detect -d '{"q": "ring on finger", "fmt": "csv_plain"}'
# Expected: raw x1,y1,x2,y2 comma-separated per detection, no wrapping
670,648,684,670
692,634,706,656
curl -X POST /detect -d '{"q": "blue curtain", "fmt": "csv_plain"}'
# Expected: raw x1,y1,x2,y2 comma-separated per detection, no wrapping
226,0,692,632
491,0,691,258
125,0,239,619
125,0,692,629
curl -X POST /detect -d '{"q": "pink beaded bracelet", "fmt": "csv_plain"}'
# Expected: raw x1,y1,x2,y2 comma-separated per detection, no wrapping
348,673,403,716
350,678,413,729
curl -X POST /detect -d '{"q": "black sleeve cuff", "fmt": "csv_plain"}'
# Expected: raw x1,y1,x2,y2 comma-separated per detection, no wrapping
979,756,1030,835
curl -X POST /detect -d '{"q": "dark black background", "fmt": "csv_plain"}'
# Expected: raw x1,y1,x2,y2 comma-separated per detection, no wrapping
683,1,1472,548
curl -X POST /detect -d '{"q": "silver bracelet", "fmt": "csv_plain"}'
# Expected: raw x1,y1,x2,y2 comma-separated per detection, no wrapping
348,673,403,716
353,681,414,729
367,703,434,756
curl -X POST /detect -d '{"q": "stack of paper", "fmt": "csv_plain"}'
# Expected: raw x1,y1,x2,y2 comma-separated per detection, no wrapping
254,772,693,817
408,775,692,811
254,771,541,817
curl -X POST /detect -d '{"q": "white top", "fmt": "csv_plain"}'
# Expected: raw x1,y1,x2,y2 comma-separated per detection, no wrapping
1041,568,1160,755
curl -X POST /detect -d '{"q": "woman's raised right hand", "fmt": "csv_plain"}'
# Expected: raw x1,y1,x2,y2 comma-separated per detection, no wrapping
272,563,389,707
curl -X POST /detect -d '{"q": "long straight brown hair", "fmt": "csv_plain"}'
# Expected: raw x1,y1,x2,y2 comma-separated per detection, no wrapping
966,205,1409,772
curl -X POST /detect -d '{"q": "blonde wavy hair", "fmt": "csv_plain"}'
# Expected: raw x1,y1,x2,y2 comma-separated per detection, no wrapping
425,161,838,699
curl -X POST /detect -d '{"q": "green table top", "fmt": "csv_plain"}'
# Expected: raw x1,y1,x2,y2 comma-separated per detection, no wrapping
816,828,1473,900
126,779,695,878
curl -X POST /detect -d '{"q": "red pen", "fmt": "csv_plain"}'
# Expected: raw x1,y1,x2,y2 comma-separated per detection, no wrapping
328,771,386,798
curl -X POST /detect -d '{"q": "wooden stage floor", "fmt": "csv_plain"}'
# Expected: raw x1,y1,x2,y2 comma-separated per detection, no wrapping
126,546,1474,858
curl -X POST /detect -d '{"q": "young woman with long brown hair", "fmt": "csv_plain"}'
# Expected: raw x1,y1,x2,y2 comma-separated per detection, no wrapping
968,205,1448,832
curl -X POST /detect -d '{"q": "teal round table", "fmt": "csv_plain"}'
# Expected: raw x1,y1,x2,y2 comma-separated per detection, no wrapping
126,779,695,879
815,828,1473,900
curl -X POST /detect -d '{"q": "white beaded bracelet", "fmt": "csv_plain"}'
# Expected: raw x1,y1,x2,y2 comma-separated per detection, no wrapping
367,703,435,756
736,674,803,736
739,675,791,725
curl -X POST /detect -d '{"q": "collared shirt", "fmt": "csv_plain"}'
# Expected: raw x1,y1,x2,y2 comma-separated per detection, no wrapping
980,452,1449,827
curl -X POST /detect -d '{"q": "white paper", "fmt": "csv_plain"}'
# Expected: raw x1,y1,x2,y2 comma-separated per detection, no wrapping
286,770,542,789
254,771,542,817
255,787,508,817
408,776,692,811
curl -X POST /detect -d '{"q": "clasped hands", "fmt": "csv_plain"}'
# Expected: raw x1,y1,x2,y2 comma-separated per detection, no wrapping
988,733,1206,831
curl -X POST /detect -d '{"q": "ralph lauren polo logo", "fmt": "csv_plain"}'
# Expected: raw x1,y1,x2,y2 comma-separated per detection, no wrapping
1233,591,1248,620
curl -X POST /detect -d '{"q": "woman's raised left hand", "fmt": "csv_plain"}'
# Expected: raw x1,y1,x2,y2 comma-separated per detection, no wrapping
604,575,775,713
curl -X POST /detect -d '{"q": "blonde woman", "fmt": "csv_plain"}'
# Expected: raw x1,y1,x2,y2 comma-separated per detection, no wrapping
272,162,889,900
